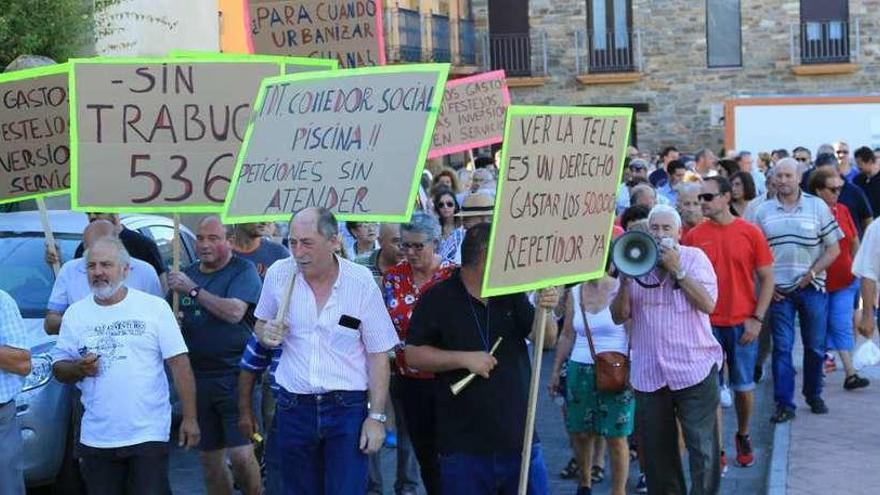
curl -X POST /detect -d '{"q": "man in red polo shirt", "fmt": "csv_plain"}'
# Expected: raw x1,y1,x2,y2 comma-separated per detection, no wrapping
683,176,775,469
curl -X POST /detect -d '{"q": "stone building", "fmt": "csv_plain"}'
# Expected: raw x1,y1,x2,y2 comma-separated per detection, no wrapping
461,0,880,154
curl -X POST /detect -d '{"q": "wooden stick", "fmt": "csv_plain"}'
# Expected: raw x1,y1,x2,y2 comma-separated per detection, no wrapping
517,305,548,495
274,258,297,323
37,197,60,277
172,214,181,315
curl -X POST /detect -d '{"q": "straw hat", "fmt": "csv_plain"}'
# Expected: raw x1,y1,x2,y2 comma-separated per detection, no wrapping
455,193,495,218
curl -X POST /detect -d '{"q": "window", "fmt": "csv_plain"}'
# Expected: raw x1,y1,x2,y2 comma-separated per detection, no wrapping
707,0,742,68
587,0,633,73
488,0,531,76
800,0,849,64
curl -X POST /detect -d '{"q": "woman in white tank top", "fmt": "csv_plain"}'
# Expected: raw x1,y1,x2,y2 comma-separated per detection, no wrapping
550,276,634,495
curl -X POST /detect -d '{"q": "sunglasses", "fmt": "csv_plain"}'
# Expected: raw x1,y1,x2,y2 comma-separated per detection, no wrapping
438,201,455,208
401,242,426,252
698,192,721,202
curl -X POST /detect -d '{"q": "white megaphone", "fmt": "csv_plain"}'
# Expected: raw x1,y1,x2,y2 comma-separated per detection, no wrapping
610,230,659,278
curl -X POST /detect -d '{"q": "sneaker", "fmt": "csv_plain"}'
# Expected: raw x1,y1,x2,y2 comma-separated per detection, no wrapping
720,450,728,477
720,385,733,408
806,396,829,415
844,374,870,390
824,353,837,374
590,465,605,484
735,434,755,467
770,405,796,423
560,457,579,479
635,473,647,494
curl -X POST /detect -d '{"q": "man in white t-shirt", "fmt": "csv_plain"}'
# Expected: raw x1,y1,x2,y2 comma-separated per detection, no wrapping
44,220,162,335
51,237,199,495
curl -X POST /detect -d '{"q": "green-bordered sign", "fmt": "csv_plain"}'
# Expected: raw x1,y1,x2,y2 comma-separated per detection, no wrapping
0,64,70,205
169,50,339,73
482,106,633,298
69,57,286,213
222,63,449,223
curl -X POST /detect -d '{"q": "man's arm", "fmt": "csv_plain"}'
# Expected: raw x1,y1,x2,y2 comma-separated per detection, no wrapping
52,354,98,384
360,351,390,454
610,277,631,325
0,346,30,376
238,371,260,439
166,353,200,449
192,291,249,325
798,243,841,290
859,278,878,338
44,310,63,336
405,345,495,377
676,274,716,315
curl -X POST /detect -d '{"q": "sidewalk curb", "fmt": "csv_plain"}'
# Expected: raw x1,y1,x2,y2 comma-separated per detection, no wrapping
766,420,790,495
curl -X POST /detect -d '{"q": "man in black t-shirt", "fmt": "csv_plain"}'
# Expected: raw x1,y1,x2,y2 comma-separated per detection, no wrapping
406,224,559,495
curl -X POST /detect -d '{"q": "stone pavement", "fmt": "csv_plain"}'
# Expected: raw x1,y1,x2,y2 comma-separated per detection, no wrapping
774,351,880,495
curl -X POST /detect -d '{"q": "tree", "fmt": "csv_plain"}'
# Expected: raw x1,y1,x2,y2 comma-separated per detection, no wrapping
0,0,93,69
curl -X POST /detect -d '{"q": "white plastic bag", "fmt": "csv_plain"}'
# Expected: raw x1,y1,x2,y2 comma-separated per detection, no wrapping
853,338,880,370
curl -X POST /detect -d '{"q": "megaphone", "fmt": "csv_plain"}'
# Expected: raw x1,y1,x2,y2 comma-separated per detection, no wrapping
611,231,658,278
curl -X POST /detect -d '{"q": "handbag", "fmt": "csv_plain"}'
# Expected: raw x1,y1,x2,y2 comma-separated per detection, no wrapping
579,295,630,393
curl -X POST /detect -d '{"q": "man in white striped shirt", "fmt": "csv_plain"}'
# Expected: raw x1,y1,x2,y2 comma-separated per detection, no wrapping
752,158,842,423
254,207,399,495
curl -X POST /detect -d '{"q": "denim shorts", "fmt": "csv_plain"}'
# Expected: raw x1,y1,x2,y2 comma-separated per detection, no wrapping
712,325,758,392
827,279,860,351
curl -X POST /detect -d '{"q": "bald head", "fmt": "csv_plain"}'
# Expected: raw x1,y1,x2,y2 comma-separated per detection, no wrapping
775,157,799,175
83,219,117,250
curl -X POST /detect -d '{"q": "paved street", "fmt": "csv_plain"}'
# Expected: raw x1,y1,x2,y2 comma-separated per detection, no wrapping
169,348,774,494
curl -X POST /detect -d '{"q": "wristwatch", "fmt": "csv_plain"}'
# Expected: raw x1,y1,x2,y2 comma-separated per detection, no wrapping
189,286,201,298
674,269,687,281
368,412,388,424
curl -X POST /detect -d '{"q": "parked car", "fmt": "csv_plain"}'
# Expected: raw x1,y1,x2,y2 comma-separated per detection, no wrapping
0,211,195,488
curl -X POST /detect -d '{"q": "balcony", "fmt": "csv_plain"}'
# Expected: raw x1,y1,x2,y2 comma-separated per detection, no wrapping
574,28,643,84
790,18,860,75
432,14,451,62
387,7,423,63
481,31,548,83
458,18,476,65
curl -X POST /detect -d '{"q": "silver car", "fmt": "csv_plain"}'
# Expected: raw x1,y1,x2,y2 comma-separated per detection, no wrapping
0,211,195,489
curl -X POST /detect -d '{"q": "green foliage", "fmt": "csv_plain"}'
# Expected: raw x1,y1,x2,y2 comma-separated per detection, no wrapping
0,0,95,68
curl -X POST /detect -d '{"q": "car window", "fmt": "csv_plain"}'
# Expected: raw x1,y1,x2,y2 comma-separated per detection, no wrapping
0,234,81,319
145,225,196,270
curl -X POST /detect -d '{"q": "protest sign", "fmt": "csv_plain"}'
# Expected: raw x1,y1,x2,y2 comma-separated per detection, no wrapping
169,50,339,73
247,0,386,68
0,64,70,205
222,63,449,223
428,70,510,159
69,57,284,212
482,105,633,298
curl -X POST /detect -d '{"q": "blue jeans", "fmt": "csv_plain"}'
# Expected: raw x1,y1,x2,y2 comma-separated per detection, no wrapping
0,401,25,495
276,389,368,495
827,280,859,351
264,411,282,495
712,325,758,392
439,443,549,495
768,286,828,410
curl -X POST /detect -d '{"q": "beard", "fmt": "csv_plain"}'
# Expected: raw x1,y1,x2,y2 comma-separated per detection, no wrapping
90,278,125,301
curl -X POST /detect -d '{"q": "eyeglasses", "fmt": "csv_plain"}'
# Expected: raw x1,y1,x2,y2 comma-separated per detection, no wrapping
438,201,455,208
698,192,721,202
401,242,426,252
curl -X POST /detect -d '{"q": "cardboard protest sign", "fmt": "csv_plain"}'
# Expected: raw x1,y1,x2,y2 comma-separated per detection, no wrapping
247,0,386,68
223,63,449,223
69,57,284,212
482,106,633,297
0,64,70,205
428,70,510,159
169,50,339,73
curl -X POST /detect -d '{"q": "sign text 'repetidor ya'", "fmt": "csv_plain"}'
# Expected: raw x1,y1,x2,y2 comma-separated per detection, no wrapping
223,64,449,224
69,58,284,213
0,64,70,205
482,106,633,298
248,0,386,68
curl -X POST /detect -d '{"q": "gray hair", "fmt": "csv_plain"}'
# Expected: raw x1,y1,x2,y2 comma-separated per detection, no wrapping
84,236,131,267
675,182,702,199
401,212,441,243
816,144,835,156
648,204,682,230
775,157,800,176
314,208,339,239
629,184,656,206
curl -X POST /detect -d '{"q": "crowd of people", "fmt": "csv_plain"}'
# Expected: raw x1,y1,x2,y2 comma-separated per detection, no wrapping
0,139,879,495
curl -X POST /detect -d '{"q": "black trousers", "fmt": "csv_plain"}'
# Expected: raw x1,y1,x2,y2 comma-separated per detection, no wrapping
635,366,721,495
394,374,443,495
79,441,170,495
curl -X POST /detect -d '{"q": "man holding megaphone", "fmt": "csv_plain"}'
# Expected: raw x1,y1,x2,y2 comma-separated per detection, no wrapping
610,205,724,495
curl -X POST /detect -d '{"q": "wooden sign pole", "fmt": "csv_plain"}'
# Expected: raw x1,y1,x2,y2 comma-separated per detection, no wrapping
37,198,60,277
172,214,181,315
517,305,548,495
